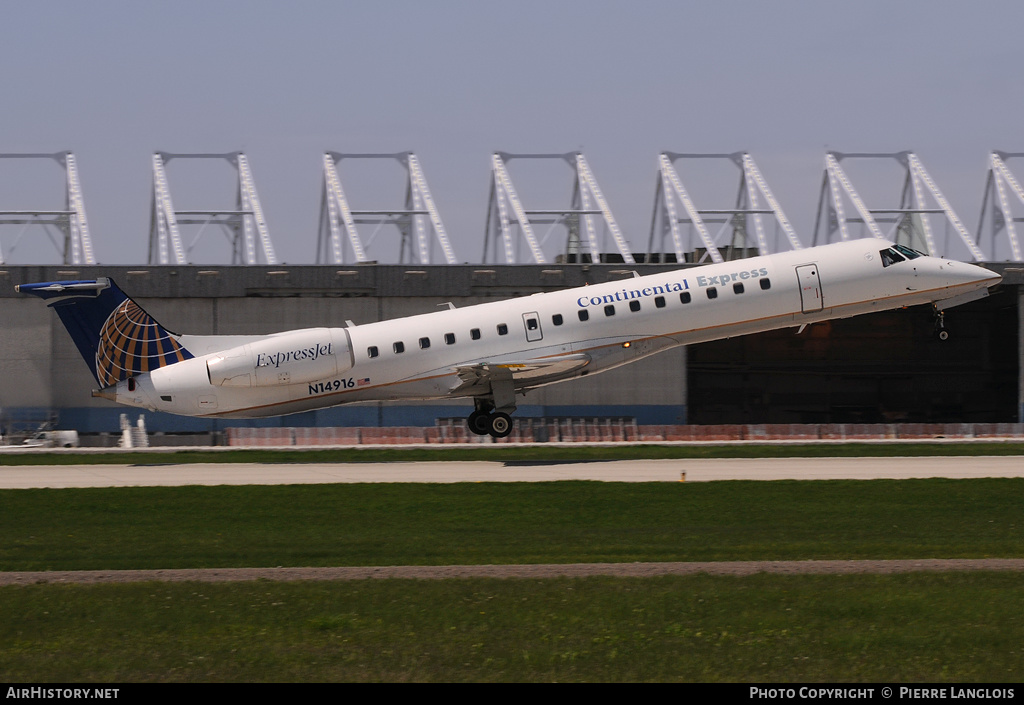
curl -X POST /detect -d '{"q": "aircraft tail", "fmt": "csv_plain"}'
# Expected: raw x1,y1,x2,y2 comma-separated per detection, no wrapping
17,278,194,386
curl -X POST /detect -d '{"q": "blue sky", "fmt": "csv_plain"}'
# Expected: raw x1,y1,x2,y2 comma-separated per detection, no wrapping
2,1,1023,264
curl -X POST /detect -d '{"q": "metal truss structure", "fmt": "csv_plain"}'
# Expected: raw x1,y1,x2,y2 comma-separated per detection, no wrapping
0,152,95,265
483,152,634,264
648,152,802,264
149,152,277,265
317,152,457,265
813,151,985,261
977,152,1024,262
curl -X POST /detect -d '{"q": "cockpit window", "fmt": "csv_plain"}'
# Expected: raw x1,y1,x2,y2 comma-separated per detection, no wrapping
879,248,906,267
893,244,924,260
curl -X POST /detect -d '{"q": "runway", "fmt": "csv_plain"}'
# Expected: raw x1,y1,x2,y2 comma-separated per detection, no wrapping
1,455,1023,489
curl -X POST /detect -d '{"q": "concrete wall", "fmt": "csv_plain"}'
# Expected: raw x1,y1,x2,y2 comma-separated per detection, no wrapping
0,295,53,409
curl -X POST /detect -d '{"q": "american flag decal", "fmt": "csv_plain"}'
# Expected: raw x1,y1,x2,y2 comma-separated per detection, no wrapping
357,378,370,386
95,299,193,386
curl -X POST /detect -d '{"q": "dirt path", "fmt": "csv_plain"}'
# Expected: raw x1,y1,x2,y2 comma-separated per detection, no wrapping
2,559,1023,585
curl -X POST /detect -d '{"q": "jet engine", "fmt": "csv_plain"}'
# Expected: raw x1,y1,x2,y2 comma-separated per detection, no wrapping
206,327,352,387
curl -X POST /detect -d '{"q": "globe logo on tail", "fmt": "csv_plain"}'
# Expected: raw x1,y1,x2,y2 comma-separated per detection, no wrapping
95,299,191,386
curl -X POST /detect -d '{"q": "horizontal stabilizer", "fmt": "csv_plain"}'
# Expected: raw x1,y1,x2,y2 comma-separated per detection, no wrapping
16,280,109,298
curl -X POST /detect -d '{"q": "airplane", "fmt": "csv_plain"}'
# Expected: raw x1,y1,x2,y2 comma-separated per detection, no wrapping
18,238,1001,438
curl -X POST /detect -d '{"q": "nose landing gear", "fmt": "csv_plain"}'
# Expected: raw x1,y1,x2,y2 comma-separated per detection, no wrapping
933,308,949,341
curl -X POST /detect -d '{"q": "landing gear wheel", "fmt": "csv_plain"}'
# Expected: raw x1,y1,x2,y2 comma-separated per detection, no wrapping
467,410,491,436
933,309,949,341
487,411,513,438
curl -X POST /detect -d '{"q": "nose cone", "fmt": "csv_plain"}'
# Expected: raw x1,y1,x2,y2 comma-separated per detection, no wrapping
942,260,1001,289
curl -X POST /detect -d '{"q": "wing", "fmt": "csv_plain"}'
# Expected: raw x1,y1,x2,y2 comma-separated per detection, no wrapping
450,353,591,395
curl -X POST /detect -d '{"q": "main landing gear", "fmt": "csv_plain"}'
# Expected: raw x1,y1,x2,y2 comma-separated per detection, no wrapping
466,403,514,438
467,377,517,438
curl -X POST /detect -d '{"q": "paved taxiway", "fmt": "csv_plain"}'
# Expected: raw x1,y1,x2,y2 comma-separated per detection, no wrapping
1,455,1023,489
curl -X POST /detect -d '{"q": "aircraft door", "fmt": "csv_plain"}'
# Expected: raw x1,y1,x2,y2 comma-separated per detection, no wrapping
796,264,823,313
523,312,543,342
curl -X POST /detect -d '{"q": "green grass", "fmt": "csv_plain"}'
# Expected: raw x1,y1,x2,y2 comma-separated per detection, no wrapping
3,440,1024,466
3,475,1022,681
1,479,1021,571
2,573,1022,682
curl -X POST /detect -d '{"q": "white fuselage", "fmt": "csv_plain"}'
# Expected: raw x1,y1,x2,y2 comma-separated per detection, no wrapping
104,240,1000,418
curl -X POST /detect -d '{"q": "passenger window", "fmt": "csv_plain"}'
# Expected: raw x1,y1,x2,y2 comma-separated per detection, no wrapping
578,310,589,322
603,305,615,317
419,337,430,349
444,333,456,345
655,296,666,308
707,287,718,300
470,328,481,340
760,278,771,290
629,300,641,312
393,341,405,354
552,314,563,326
497,323,508,335
733,282,744,294
367,346,379,359
679,292,691,304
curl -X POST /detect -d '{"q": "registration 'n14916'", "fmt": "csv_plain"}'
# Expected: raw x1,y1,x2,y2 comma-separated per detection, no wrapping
309,378,354,395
